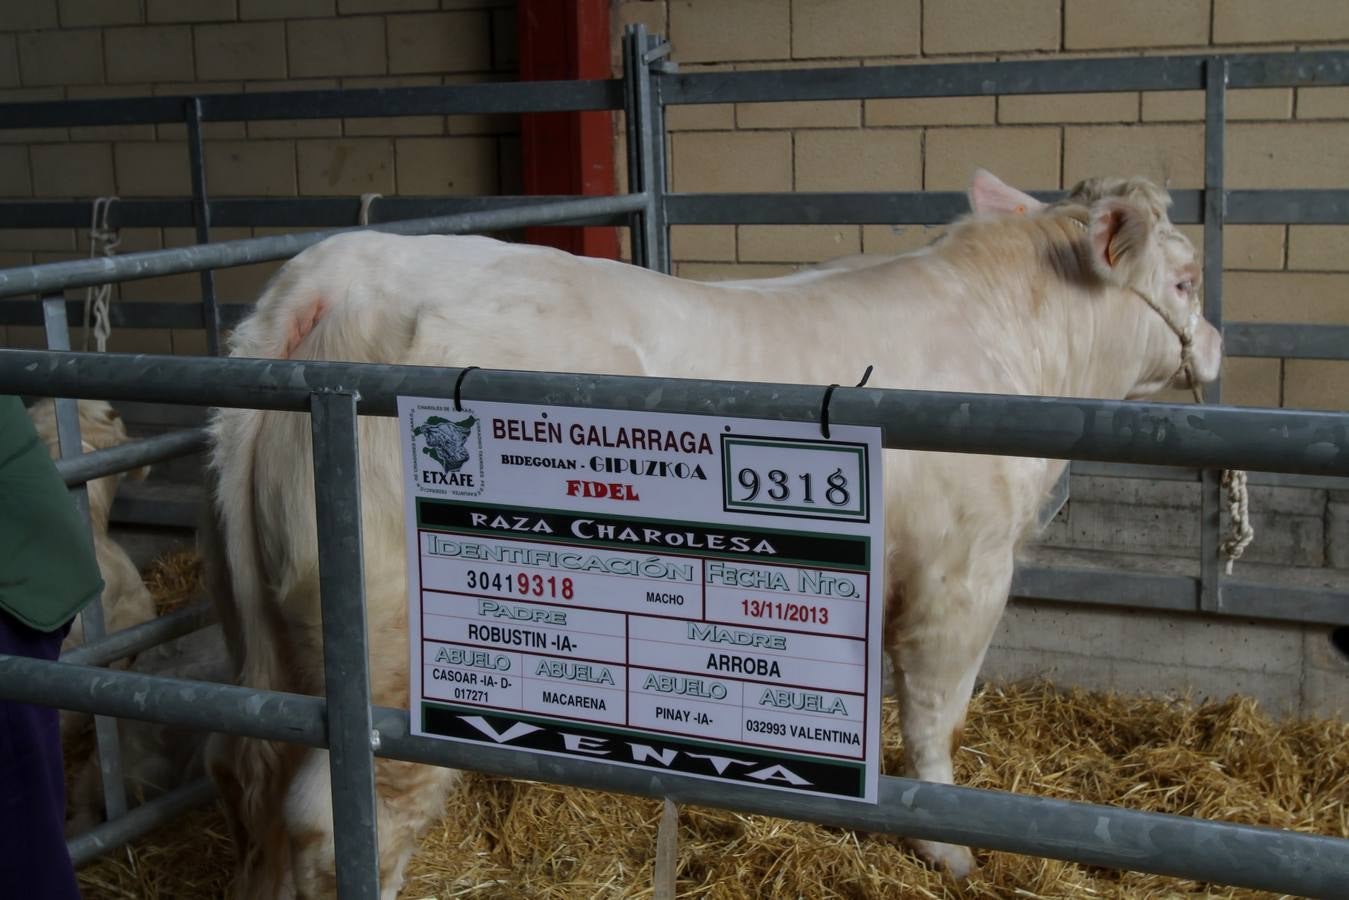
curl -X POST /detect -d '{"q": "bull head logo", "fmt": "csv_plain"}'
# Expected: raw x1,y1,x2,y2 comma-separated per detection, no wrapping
413,414,477,473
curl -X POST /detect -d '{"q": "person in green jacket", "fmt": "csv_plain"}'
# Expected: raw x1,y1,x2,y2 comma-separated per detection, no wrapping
1,393,107,900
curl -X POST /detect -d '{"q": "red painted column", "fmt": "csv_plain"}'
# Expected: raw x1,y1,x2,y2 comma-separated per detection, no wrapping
517,0,619,259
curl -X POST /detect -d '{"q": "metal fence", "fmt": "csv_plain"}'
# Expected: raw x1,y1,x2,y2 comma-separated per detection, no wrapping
3,32,1348,628
3,351,1349,897
0,24,1347,898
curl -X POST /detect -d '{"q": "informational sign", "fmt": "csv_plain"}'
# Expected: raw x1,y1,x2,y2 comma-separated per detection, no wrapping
397,395,885,803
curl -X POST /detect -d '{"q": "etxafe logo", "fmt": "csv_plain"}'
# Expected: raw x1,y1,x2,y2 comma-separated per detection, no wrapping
410,407,484,496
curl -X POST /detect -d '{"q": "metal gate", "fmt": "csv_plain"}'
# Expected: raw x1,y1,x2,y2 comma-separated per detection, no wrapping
1,26,1348,898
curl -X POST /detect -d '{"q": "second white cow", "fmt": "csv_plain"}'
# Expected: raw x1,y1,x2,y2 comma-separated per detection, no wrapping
26,398,156,742
203,170,1221,898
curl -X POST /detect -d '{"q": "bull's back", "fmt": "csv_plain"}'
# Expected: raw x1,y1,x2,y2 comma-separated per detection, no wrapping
229,230,1051,622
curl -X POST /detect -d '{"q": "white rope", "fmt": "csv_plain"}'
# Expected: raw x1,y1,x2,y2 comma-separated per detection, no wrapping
1221,468,1255,574
82,196,121,353
359,192,382,227
1069,215,1255,572
1175,323,1255,575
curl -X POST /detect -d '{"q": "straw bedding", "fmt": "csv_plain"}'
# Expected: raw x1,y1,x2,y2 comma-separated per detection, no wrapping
73,553,1348,899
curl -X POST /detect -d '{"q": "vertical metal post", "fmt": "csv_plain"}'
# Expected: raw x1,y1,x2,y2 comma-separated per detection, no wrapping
630,25,663,273
309,391,381,899
647,34,672,275
186,97,221,356
621,27,647,268
1199,58,1228,613
42,295,129,822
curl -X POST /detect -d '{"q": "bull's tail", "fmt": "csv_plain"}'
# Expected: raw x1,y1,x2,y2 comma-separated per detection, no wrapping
203,402,304,899
203,254,328,899
204,233,434,897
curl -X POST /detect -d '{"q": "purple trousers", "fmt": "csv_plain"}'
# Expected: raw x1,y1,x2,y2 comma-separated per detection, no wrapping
0,610,81,900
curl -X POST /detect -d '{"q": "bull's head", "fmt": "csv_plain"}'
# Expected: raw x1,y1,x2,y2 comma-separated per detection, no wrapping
969,169,1223,399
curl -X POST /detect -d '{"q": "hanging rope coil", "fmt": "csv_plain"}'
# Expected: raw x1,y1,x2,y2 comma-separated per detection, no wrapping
1220,468,1255,574
82,196,121,353
359,192,382,227
1180,381,1254,574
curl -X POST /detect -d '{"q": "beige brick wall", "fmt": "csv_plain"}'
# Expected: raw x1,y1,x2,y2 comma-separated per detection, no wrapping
615,0,1349,413
0,0,517,354
2,0,1347,417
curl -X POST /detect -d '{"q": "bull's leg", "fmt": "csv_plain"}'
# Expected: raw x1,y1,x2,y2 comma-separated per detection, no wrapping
886,556,1013,879
283,750,338,900
282,752,457,900
373,759,459,900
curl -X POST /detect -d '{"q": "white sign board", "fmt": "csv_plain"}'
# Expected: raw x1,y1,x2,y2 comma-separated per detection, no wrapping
397,396,885,803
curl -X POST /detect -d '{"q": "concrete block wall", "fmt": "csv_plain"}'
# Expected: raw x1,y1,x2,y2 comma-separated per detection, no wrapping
614,0,1349,415
0,0,518,355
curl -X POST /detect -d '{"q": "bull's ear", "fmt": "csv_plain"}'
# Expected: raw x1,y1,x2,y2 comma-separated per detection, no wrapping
1087,197,1152,283
968,169,1046,215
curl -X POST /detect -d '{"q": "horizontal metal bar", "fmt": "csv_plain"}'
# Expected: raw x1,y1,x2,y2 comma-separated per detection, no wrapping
1226,51,1349,91
0,195,637,231
1068,459,1349,490
1014,566,1349,628
60,603,214,669
1226,189,1349,224
1068,460,1199,482
66,777,217,867
202,80,623,120
0,94,185,128
1011,565,1198,611
664,191,1204,225
55,427,209,487
4,350,1349,477
368,712,1347,898
2,189,1347,236
667,192,979,225
0,655,326,745
1,655,1344,896
1225,323,1349,360
0,194,649,299
662,51,1349,105
1220,582,1349,626
0,81,621,130
1242,471,1349,490
0,200,193,229
665,190,1349,227
109,494,201,529
0,299,251,330
666,57,1205,104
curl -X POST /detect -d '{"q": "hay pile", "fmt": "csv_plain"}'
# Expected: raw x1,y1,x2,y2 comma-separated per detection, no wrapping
73,553,1348,899
142,550,204,616
74,687,1349,899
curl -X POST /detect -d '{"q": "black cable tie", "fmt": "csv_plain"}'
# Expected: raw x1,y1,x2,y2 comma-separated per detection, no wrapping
819,365,873,440
453,366,479,412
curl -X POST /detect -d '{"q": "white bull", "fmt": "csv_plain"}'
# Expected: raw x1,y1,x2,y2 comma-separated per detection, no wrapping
202,170,1222,897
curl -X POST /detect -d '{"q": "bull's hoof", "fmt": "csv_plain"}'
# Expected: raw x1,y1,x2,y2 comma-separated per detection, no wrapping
904,837,978,881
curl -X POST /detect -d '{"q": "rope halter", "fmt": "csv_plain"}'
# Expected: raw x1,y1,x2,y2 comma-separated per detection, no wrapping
1129,280,1253,573
1067,215,1254,572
